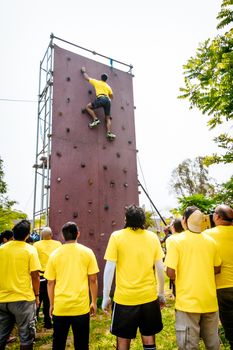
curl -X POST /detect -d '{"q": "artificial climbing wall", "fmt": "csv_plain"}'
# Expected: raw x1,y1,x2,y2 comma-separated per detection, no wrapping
49,45,139,282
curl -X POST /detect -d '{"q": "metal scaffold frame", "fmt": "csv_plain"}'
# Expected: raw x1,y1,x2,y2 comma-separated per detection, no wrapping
32,34,134,231
32,38,54,230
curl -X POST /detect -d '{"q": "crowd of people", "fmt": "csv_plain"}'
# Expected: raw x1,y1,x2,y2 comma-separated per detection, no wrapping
0,203,232,350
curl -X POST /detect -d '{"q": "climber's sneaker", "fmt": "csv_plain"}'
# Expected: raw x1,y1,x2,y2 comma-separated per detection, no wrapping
89,119,100,128
106,132,116,140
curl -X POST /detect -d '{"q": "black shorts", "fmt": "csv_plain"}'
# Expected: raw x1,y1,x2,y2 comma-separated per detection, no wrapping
110,299,163,339
91,96,111,116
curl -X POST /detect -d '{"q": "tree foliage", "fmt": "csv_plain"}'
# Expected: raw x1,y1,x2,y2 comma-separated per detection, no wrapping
0,157,27,232
171,176,233,216
179,0,233,164
169,157,216,197
214,175,233,205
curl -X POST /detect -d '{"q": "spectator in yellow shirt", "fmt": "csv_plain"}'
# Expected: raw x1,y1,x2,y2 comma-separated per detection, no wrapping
102,205,165,350
81,66,116,140
0,220,41,350
44,222,99,350
165,206,221,350
34,227,61,329
204,204,233,350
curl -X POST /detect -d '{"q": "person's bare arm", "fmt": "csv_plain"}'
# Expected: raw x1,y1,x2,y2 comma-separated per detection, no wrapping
88,274,98,316
47,280,56,317
109,93,113,99
31,271,40,307
81,66,90,81
214,266,221,274
166,267,176,281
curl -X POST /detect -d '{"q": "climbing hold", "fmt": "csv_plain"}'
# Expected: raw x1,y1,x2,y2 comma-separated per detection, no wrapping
103,165,108,170
66,97,70,103
88,209,92,213
89,230,94,236
128,140,132,144
104,204,109,210
88,200,93,204
44,185,50,189
66,77,71,82
88,90,92,95
81,162,86,168
58,111,63,116
124,183,128,188
67,57,71,61
73,212,78,218
110,181,115,187
112,220,116,226
81,108,86,114
121,106,124,110
73,145,77,149
56,151,62,157
88,179,93,185
65,194,69,200
58,210,62,214
116,153,121,158
57,177,61,183
122,125,126,130
66,128,70,133
134,106,136,109
100,233,105,237
123,168,127,173
47,133,52,138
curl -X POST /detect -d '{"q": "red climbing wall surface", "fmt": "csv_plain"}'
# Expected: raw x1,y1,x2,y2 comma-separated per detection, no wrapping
49,45,139,282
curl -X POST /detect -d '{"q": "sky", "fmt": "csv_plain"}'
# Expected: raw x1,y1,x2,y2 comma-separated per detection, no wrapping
0,0,232,219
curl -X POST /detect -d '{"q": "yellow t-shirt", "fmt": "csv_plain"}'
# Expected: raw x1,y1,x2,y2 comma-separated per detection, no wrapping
89,78,113,98
165,230,221,313
165,233,181,250
0,241,41,302
104,228,164,305
204,225,233,289
44,243,99,316
34,239,62,272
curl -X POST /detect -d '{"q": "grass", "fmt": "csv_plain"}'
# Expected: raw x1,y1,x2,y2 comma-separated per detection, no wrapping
7,290,231,349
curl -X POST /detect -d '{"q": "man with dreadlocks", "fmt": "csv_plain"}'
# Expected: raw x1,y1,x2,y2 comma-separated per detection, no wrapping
102,205,165,350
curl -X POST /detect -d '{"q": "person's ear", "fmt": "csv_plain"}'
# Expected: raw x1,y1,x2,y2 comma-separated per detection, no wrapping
77,231,81,239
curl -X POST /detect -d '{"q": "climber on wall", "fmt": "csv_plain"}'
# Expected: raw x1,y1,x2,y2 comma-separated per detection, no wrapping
81,66,116,141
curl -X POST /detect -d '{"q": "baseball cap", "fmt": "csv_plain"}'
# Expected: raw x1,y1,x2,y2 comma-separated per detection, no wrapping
187,210,204,233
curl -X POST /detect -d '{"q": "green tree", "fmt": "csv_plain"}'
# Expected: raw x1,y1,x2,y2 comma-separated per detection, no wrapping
144,210,155,229
175,194,217,215
171,177,233,216
169,156,216,197
0,157,27,232
214,175,233,205
179,0,233,164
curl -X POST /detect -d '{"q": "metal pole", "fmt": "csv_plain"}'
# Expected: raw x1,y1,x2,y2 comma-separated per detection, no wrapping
32,61,43,230
52,34,133,71
138,179,167,226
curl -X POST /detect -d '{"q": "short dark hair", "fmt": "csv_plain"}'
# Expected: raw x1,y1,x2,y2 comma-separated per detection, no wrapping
124,205,145,230
183,206,199,222
172,218,183,233
101,73,108,82
62,222,79,241
13,220,31,241
0,230,13,244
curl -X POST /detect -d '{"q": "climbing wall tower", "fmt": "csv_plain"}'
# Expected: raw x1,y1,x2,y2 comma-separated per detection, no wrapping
33,36,139,280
